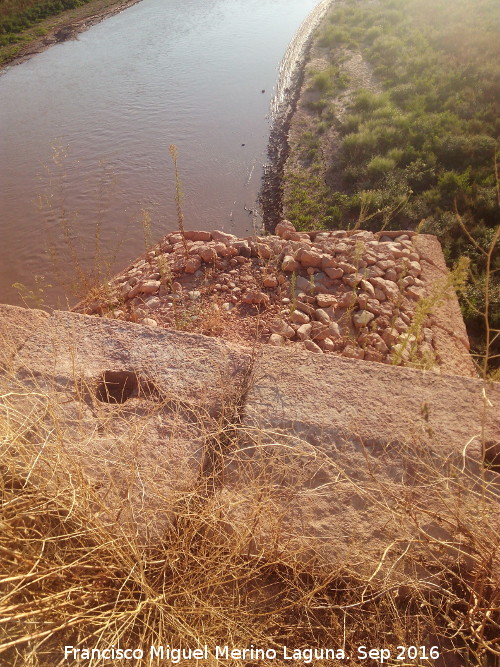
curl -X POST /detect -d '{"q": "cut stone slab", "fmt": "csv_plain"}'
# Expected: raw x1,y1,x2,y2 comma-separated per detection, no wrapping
1,304,496,571
414,235,476,378
12,310,250,411
3,309,252,540
0,304,49,370
230,346,499,570
1,384,206,541
245,347,497,451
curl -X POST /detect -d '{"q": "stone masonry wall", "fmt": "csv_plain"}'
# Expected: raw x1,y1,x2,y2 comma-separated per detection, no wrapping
77,221,476,377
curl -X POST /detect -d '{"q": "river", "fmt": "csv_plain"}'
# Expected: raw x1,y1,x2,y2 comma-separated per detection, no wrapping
0,0,330,306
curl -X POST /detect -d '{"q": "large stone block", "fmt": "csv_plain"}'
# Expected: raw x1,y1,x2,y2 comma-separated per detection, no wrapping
245,347,497,451
225,347,499,570
12,310,250,406
414,235,476,378
2,310,252,540
0,304,49,370
1,305,497,571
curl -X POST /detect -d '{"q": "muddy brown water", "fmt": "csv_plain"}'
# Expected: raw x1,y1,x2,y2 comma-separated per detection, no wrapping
0,0,330,307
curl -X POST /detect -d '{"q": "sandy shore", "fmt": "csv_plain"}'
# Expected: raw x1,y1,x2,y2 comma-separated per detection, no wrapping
0,0,143,70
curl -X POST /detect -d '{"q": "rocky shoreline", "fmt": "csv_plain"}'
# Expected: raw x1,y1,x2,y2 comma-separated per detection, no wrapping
260,0,334,231
76,220,476,378
259,67,304,232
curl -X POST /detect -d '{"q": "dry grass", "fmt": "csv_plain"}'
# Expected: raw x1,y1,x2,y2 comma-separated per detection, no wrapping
0,329,498,666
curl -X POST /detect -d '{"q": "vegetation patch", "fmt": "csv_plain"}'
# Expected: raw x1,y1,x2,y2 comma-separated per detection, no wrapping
1,0,91,43
283,0,500,374
0,0,137,65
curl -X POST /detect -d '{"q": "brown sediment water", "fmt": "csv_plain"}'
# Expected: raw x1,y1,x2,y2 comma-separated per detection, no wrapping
0,0,329,307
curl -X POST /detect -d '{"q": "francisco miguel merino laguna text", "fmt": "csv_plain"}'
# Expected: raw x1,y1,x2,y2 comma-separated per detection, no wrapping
63,644,350,662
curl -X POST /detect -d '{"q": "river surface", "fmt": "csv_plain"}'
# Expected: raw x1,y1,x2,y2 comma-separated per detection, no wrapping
0,0,329,306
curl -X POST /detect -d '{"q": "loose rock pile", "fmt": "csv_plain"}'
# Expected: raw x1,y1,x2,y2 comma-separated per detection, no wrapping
78,221,437,368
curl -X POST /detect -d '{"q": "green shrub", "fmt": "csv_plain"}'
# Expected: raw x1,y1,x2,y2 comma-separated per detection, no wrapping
367,155,397,178
341,114,362,133
364,25,383,44
369,34,405,63
353,90,388,112
342,130,378,161
371,104,399,119
437,134,497,170
436,170,472,205
318,25,349,47
305,98,330,114
310,70,332,93
387,148,404,164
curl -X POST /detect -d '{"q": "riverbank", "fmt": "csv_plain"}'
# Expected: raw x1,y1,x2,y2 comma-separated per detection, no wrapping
283,16,381,230
260,0,333,232
280,0,500,376
0,0,142,69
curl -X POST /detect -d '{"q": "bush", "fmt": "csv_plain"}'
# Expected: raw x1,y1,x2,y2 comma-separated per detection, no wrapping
318,25,349,47
386,147,404,164
341,114,363,133
369,34,405,63
310,70,332,93
371,104,399,119
353,89,388,112
342,130,378,162
364,25,383,44
437,170,471,202
437,134,497,170
305,98,329,114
